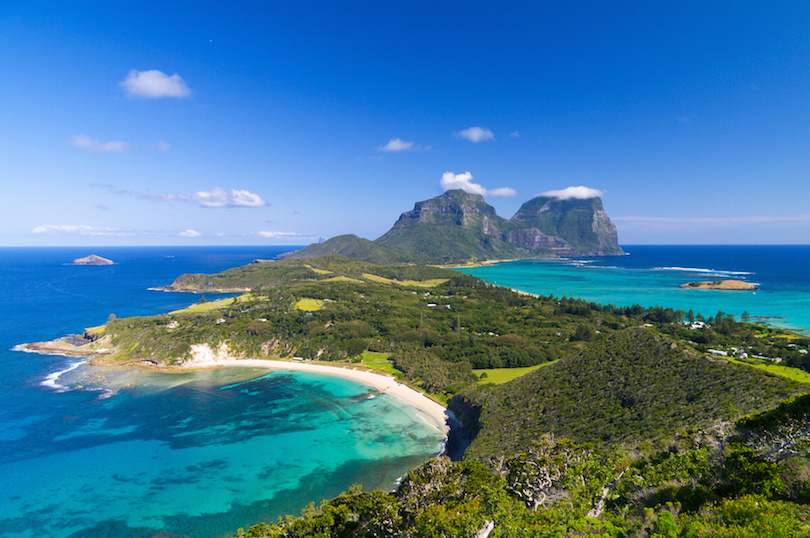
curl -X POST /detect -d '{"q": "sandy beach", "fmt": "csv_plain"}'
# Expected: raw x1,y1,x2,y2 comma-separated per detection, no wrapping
21,338,454,435
181,352,453,435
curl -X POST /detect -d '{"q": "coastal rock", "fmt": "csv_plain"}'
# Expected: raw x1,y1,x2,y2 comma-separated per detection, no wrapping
680,280,758,290
72,254,114,265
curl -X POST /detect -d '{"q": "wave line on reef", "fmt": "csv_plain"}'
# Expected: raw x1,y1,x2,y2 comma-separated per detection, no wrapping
40,358,89,392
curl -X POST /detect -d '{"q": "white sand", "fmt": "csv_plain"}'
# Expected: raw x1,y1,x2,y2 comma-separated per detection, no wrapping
180,345,452,434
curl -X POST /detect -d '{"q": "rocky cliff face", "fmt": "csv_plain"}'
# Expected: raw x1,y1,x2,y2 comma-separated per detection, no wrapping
504,228,572,252
377,190,623,261
509,196,623,256
395,189,500,227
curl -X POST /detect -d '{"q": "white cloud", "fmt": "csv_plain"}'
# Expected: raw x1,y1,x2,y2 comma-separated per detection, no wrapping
70,135,134,153
101,183,266,208
540,186,604,200
457,126,495,143
510,131,520,137
191,188,266,208
440,171,517,197
119,69,191,98
258,231,300,238
179,229,201,237
376,138,431,153
32,224,135,236
378,138,414,152
155,141,171,152
613,215,810,227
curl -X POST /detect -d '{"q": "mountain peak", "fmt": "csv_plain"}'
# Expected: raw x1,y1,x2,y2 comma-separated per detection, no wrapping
395,189,498,225
510,195,622,256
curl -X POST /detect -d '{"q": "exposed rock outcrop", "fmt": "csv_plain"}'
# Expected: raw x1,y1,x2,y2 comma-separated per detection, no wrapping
72,254,114,265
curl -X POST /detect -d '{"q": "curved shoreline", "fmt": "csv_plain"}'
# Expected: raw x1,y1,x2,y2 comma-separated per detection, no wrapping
189,358,454,435
20,335,454,437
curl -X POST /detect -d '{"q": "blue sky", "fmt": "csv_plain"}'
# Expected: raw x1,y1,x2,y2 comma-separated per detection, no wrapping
2,1,809,246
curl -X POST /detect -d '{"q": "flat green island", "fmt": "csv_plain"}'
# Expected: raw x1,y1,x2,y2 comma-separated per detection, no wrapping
24,254,810,537
681,279,758,290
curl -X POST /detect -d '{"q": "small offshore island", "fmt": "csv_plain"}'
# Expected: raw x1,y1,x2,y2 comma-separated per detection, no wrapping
71,254,114,265
681,279,758,290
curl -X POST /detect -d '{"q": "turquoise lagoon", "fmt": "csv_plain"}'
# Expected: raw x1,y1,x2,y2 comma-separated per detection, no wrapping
460,245,810,335
0,248,444,537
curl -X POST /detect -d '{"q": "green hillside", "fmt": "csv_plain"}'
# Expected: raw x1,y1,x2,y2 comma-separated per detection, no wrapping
454,328,807,462
276,234,428,265
376,222,536,264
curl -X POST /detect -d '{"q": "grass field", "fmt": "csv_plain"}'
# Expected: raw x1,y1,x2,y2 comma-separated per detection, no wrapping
728,357,810,384
294,298,324,311
170,297,235,315
322,276,363,283
84,324,106,337
473,363,551,385
362,273,448,288
305,264,333,275
168,292,270,315
360,351,402,376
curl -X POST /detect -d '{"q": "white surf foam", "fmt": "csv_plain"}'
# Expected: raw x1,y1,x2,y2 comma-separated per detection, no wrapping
41,359,88,392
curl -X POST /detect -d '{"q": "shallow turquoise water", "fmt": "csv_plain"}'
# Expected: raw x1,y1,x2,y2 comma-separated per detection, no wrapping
1,367,443,537
0,248,445,537
460,245,810,335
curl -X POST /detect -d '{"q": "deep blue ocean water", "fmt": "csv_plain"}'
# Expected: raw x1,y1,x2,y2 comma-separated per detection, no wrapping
460,245,810,335
0,247,444,538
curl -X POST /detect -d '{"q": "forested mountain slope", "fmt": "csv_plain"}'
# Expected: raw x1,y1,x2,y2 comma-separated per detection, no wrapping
453,328,807,462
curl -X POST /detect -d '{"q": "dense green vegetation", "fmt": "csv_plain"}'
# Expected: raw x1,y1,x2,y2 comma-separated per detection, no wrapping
454,329,806,461
278,234,431,265
70,254,810,536
237,422,810,537
377,220,538,265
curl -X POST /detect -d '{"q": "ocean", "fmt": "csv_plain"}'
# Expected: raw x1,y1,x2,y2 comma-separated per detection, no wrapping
0,247,445,538
459,245,810,335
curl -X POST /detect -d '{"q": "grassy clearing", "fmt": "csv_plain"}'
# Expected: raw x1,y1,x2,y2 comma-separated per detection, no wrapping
321,276,363,283
728,357,810,384
84,324,106,337
294,298,324,312
362,273,449,288
360,351,401,376
305,264,333,275
473,363,550,385
168,292,264,315
170,297,235,315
